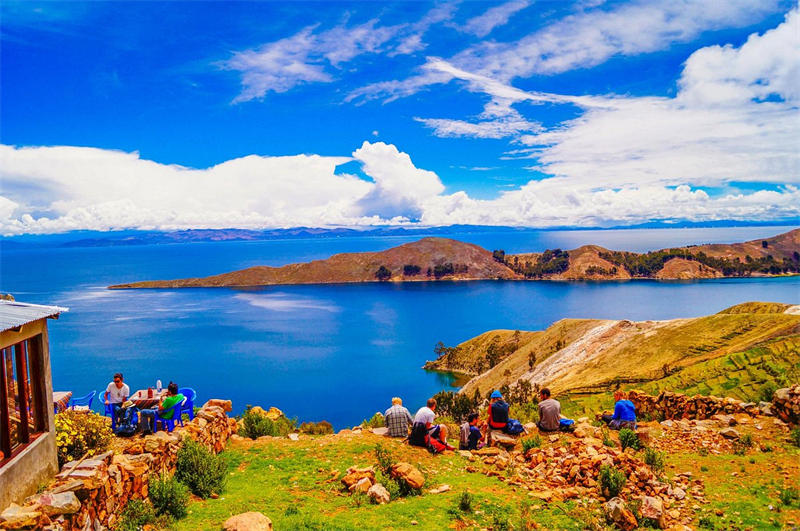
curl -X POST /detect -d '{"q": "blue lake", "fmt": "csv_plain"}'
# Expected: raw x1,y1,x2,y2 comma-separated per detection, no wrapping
1,226,798,428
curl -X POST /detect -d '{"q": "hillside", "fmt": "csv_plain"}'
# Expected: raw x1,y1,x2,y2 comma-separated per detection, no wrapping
431,302,800,400
110,228,800,288
110,237,519,289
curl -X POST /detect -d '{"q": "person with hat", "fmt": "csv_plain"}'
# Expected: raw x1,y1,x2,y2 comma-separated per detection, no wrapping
487,390,510,431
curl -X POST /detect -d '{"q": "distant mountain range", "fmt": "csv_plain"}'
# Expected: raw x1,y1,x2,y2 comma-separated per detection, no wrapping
3,219,799,249
109,228,800,289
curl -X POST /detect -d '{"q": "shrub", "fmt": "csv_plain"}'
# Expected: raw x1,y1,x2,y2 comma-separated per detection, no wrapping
733,434,753,456
779,487,798,506
521,435,542,453
175,438,227,498
791,428,800,448
299,421,334,435
618,428,642,451
458,491,474,513
374,444,393,475
238,407,296,439
54,410,113,467
148,473,189,520
114,499,171,531
698,516,716,529
759,382,778,402
361,412,384,429
601,428,616,448
598,465,627,499
643,448,665,475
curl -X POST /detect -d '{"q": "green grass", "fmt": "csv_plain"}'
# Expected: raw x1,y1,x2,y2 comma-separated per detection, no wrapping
176,434,584,530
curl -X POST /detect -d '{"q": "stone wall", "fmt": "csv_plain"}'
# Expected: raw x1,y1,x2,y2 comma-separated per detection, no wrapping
0,399,236,530
771,385,800,425
628,390,761,420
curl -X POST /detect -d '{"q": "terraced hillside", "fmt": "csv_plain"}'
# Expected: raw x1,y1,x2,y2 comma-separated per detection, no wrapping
428,302,800,400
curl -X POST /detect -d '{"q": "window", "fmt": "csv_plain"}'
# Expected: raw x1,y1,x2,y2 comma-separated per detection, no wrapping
0,336,46,462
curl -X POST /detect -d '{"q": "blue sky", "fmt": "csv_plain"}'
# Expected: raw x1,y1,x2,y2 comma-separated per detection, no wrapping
1,0,798,234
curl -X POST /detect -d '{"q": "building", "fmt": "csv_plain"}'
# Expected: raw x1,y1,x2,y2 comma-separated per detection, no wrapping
0,300,67,509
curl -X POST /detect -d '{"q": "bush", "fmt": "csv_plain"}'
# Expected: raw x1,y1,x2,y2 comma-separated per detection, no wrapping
299,421,334,435
148,473,189,520
114,499,171,531
598,465,627,499
791,428,800,448
643,448,665,475
601,427,615,448
618,428,642,451
238,407,296,439
175,438,227,498
759,382,778,402
361,412,384,429
733,434,753,455
458,491,474,513
54,410,113,467
779,487,798,506
521,435,542,453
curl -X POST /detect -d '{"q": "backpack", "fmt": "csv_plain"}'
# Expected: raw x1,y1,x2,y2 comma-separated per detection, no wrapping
114,407,138,437
503,419,524,435
459,422,471,450
426,434,447,454
559,418,575,432
490,401,509,428
409,422,428,447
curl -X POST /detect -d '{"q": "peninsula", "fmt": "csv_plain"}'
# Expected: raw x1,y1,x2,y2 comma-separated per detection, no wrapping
109,228,800,289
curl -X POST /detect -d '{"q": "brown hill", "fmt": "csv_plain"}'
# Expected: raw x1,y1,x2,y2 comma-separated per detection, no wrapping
690,227,800,261
109,237,519,289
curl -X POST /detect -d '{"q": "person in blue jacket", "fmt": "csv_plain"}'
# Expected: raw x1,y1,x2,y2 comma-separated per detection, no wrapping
601,390,637,430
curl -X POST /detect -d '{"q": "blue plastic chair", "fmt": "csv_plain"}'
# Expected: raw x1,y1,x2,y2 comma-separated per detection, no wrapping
69,391,96,411
154,398,186,433
178,388,196,420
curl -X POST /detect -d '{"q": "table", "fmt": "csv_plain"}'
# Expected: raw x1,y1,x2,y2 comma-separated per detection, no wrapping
53,391,72,413
130,389,167,409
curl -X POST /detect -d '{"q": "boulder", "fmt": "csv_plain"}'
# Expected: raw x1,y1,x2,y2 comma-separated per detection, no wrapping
202,399,233,412
368,483,390,504
350,477,372,494
719,427,740,440
35,492,81,516
475,446,501,457
672,487,686,500
287,433,299,441
640,495,664,523
490,431,518,448
223,512,273,531
390,462,425,490
0,503,42,529
428,484,451,494
604,497,638,531
341,466,375,489
371,427,389,436
573,422,597,438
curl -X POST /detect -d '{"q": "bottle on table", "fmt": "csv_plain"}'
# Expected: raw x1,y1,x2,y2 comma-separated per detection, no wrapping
156,380,162,393
148,387,153,398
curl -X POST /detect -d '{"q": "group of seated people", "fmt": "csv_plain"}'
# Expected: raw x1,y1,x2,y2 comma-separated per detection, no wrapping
382,387,637,452
104,372,185,435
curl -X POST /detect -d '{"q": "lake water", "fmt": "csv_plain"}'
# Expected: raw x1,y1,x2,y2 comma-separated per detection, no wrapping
1,226,798,428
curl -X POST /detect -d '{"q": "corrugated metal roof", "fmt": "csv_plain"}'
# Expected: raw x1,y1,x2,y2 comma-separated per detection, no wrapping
0,300,68,332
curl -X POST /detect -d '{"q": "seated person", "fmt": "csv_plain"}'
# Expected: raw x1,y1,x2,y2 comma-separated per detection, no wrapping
487,390,510,431
536,388,562,432
410,398,449,448
600,390,637,430
139,382,184,434
104,372,130,425
459,412,484,450
384,397,413,438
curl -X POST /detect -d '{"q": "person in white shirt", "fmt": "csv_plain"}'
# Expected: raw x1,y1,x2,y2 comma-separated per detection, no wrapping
413,398,448,444
104,372,130,424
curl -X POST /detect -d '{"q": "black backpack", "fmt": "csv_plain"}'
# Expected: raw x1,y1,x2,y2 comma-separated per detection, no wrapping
409,422,428,447
115,407,138,437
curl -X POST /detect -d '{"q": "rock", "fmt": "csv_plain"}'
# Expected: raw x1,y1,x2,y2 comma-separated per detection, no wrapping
230,434,247,443
341,466,375,489
338,429,353,435
371,427,389,436
35,492,81,516
476,446,501,456
523,422,537,432
202,399,233,412
758,401,773,416
573,422,597,438
390,462,425,490
222,511,273,531
712,414,736,426
490,431,518,448
660,420,675,428
719,427,740,440
604,497,638,531
640,495,664,522
530,489,553,501
287,433,299,441
549,435,559,442
350,477,372,494
428,484,451,494
458,450,473,458
637,428,652,446
143,436,162,453
368,483,390,504
0,503,42,528
673,487,686,500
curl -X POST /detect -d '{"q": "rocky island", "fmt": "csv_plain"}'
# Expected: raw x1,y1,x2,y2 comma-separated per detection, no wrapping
109,228,800,289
